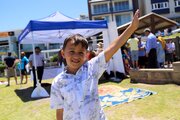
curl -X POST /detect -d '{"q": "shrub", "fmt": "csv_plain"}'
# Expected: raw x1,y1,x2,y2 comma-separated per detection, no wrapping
50,54,58,62
0,64,6,73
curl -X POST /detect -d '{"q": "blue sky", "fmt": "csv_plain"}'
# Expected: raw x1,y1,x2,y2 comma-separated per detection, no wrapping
0,0,88,32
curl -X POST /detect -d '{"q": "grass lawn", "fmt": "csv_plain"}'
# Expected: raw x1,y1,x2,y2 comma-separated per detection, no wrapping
0,77,180,120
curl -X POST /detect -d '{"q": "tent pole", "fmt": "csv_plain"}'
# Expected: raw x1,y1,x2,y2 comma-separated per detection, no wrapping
32,43,39,87
31,32,49,98
18,44,22,88
31,32,38,87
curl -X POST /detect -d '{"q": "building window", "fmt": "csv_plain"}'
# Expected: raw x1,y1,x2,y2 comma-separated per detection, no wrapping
115,14,131,26
152,2,169,10
114,1,129,11
175,0,180,7
104,16,109,22
93,4,108,14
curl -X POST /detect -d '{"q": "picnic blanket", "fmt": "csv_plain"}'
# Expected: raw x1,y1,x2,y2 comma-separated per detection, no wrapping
99,85,156,108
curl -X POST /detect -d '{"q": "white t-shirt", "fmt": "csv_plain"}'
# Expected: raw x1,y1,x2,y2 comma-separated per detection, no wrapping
50,52,108,120
29,53,44,67
166,42,175,53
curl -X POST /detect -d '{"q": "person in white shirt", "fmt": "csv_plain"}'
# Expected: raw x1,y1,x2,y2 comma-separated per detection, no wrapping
29,46,44,88
166,39,175,68
50,10,139,120
96,42,104,55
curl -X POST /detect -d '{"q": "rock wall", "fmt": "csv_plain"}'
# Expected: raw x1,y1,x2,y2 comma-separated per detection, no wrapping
129,61,180,84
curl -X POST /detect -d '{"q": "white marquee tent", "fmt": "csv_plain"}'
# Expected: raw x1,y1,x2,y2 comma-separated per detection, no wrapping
18,11,125,97
18,11,108,44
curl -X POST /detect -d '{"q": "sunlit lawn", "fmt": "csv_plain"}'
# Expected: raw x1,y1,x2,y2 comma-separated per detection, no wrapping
0,76,180,120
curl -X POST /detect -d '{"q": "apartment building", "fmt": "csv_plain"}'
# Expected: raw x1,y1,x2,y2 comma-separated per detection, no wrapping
138,0,180,23
88,0,180,26
0,30,21,59
88,0,138,27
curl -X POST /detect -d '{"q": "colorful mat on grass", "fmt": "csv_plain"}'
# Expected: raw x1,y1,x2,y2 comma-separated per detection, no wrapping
98,85,156,108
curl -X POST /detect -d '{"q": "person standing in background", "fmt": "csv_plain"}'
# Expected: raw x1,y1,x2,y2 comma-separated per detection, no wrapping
165,39,175,68
58,49,66,67
19,52,29,84
29,47,44,88
96,42,103,55
138,37,146,68
144,28,158,68
156,39,165,68
127,34,139,69
4,52,18,86
87,50,96,60
121,44,131,74
157,36,166,50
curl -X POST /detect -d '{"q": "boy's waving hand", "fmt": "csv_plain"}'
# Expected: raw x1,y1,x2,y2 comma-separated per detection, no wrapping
104,9,140,62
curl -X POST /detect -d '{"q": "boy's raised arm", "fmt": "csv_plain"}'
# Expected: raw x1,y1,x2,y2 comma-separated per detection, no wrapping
104,10,140,62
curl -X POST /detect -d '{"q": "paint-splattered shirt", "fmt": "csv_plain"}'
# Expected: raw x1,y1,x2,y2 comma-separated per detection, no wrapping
50,52,108,120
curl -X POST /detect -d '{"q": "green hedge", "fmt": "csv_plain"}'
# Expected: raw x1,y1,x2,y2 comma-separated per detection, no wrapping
50,54,58,62
0,63,6,73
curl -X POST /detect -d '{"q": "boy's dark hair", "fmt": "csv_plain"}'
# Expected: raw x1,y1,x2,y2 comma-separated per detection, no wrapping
63,34,88,50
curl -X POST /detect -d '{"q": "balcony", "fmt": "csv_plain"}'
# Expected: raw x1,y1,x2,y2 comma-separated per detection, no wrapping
91,0,133,16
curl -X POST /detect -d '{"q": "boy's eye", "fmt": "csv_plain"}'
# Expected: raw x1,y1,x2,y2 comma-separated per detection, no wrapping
79,52,84,56
69,51,74,54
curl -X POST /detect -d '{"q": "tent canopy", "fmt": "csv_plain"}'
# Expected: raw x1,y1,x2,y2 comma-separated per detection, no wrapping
18,11,108,44
117,12,178,35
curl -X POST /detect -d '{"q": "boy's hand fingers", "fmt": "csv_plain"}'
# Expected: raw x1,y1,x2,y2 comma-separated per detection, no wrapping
131,9,140,31
135,9,140,18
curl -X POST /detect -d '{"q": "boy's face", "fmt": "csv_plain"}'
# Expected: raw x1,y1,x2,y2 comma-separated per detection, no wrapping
61,40,87,74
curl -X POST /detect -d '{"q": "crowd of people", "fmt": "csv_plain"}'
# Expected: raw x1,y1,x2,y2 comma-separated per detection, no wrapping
3,46,45,88
55,28,175,78
3,28,176,87
122,28,176,75
80,28,176,76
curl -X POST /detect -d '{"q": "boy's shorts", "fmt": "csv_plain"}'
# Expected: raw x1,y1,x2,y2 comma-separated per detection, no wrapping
131,50,139,61
5,68,17,78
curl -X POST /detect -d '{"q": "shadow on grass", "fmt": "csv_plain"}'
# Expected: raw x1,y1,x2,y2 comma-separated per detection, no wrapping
14,83,51,102
99,71,129,84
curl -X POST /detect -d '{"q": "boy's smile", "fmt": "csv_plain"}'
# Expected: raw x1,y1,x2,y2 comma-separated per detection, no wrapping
61,40,87,74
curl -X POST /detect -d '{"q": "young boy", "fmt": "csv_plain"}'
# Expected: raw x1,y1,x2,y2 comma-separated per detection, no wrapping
50,10,139,120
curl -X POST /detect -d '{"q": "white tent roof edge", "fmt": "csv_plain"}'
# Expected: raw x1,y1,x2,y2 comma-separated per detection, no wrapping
18,11,108,44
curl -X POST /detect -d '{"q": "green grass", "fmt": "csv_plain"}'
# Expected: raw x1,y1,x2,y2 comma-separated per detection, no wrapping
0,77,180,120
103,80,180,120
